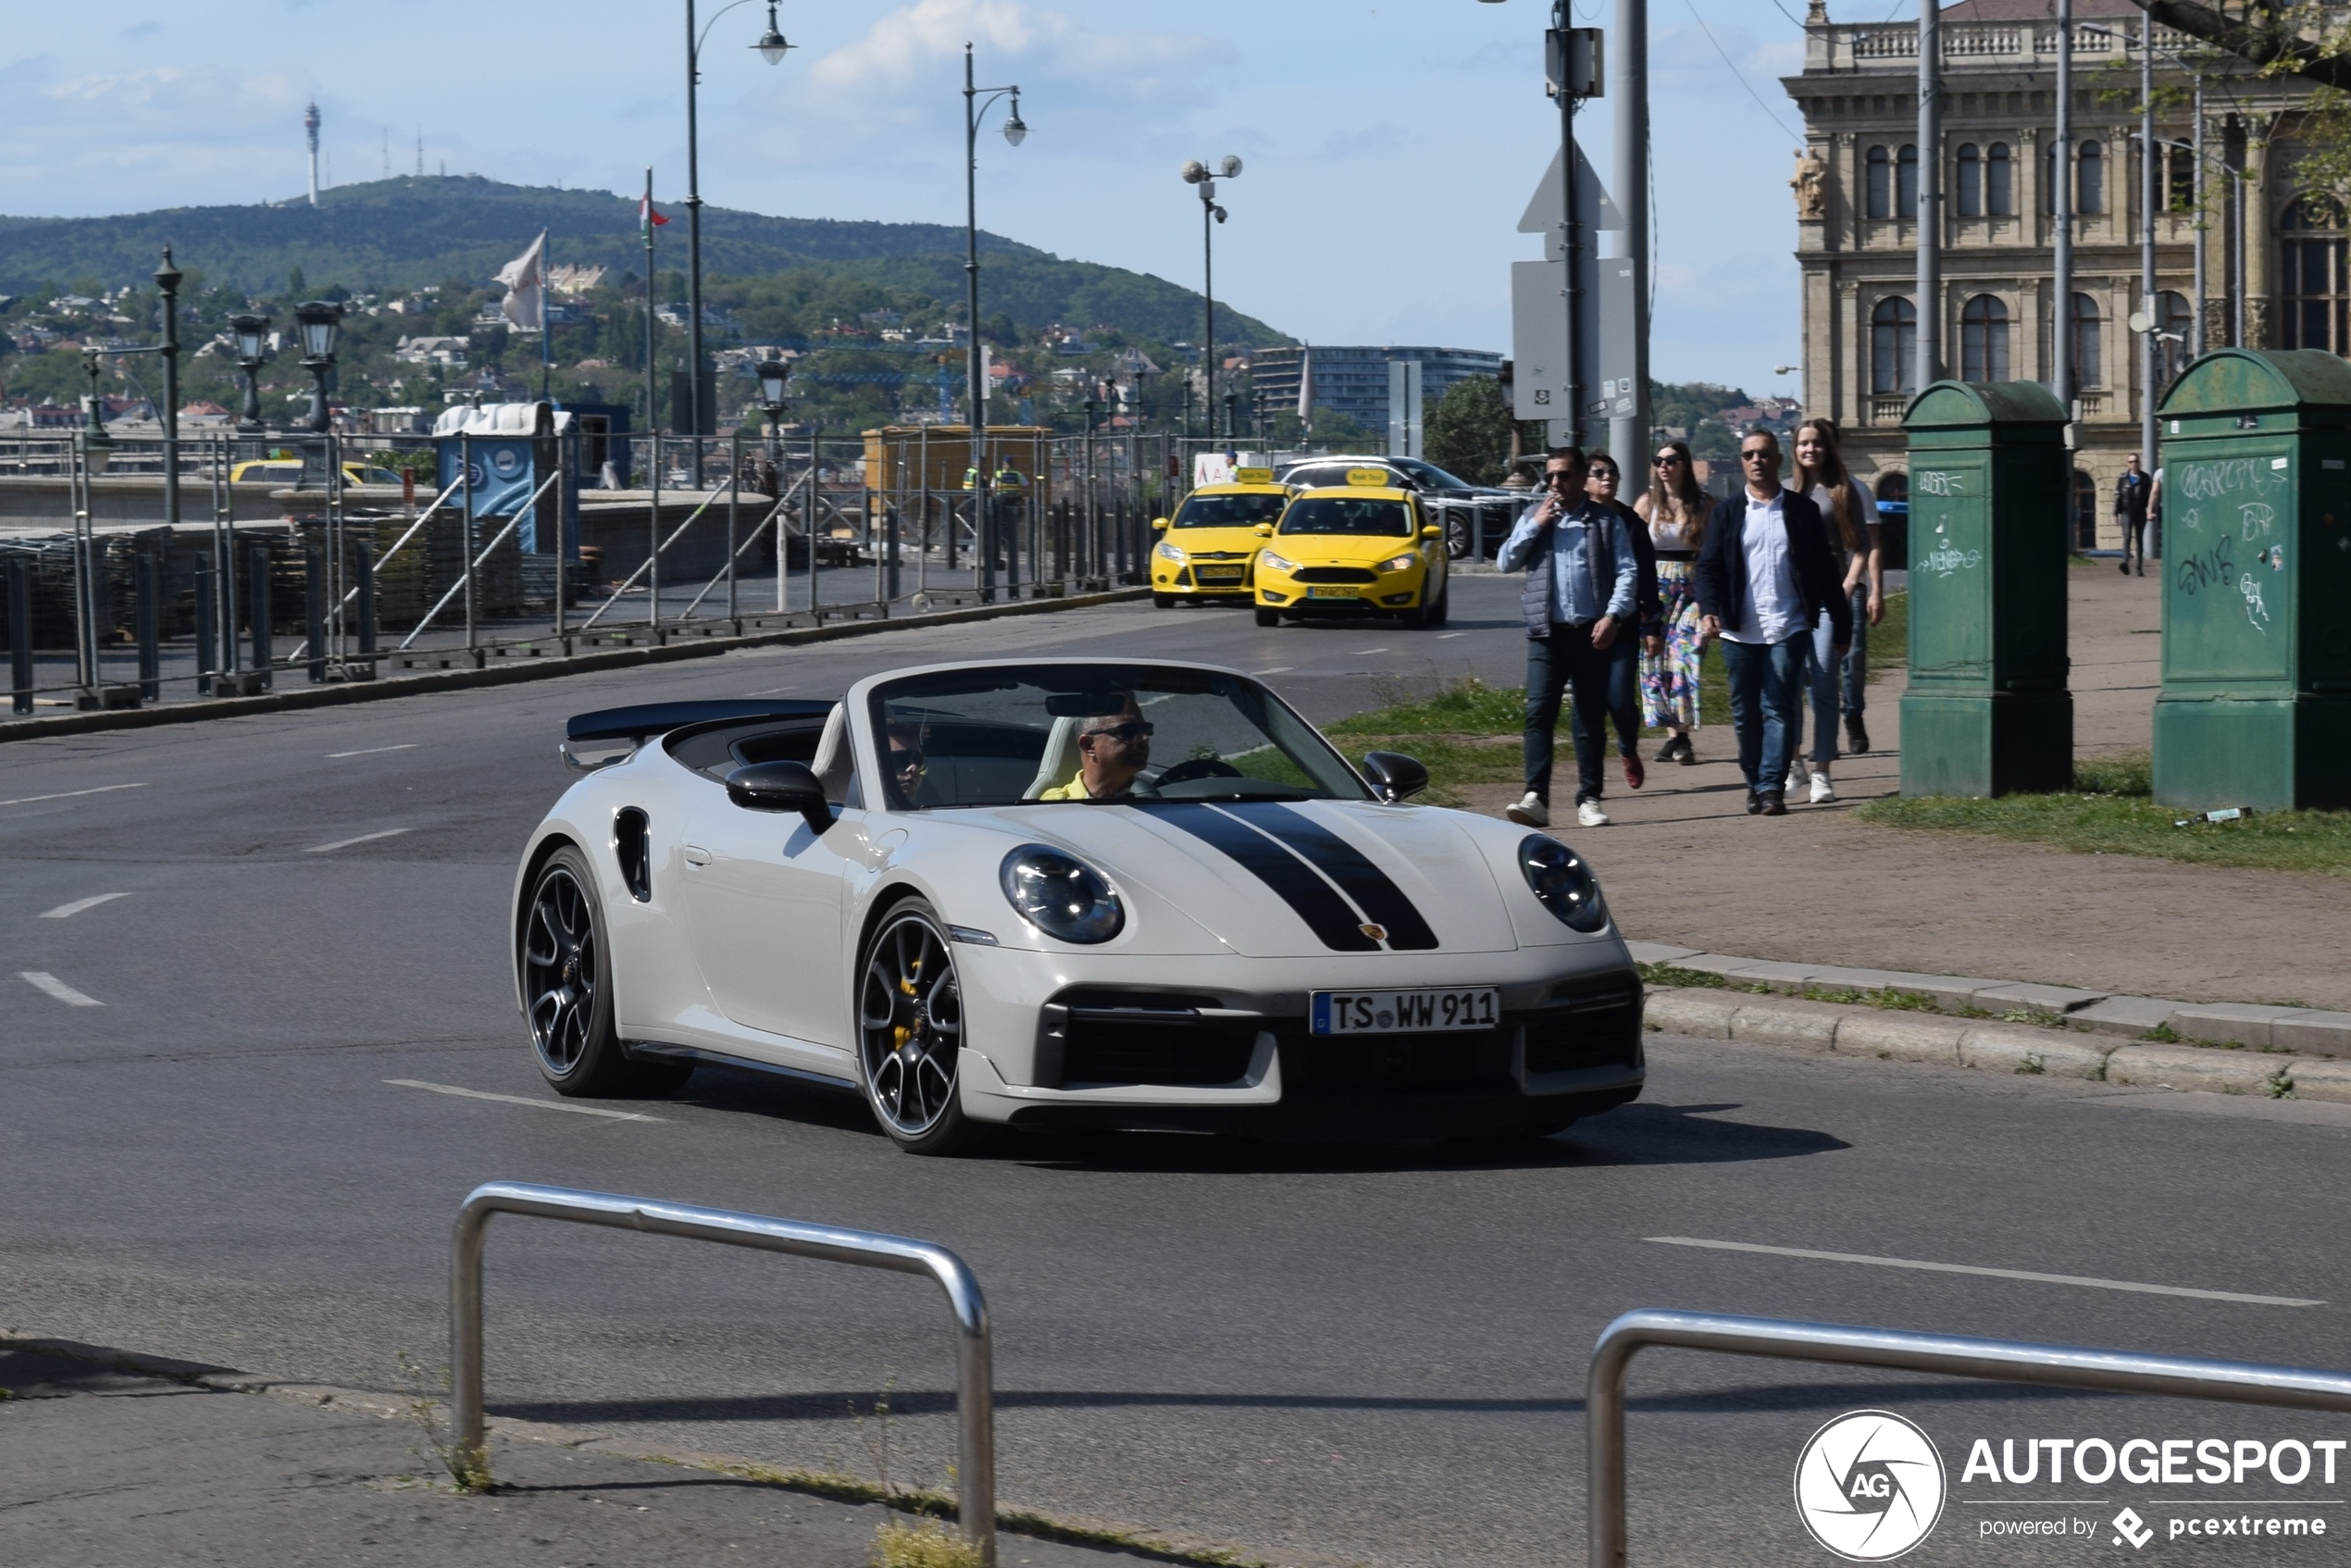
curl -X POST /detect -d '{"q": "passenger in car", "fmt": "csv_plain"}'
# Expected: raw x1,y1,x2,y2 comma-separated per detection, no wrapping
1039,696,1156,801
885,723,930,808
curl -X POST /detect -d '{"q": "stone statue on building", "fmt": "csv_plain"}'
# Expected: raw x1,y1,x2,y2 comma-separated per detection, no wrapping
1791,149,1828,220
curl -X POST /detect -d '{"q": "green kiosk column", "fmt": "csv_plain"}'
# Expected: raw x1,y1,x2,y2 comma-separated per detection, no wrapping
1898,380,2072,797
2153,349,2351,811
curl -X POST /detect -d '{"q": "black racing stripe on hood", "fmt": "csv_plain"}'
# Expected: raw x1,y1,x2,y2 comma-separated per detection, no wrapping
1145,803,1379,952
1213,802,1440,951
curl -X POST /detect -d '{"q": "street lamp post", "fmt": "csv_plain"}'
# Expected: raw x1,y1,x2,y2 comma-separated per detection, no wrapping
964,43,1026,603
755,354,789,620
1179,156,1242,443
294,300,342,434
155,247,182,541
230,313,273,431
683,0,793,488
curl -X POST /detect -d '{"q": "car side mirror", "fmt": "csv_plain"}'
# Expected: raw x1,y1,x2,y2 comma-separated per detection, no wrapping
1151,516,1169,531
1254,522,1275,537
1420,524,1440,540
1361,750,1429,803
725,760,833,835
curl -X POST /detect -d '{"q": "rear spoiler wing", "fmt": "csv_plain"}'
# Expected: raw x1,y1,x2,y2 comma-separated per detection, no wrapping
566,699,837,744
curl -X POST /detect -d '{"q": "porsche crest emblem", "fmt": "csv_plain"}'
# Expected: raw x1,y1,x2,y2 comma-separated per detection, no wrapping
1359,923,1387,941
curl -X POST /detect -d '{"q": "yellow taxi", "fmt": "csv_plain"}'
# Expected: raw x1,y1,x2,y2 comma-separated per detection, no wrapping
1149,472,1292,606
230,459,408,487
1250,472,1449,628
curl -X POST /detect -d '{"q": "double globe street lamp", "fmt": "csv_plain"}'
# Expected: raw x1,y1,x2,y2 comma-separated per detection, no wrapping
1180,156,1242,442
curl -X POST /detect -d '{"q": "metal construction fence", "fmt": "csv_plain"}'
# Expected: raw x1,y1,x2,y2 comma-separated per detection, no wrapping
0,426,1265,716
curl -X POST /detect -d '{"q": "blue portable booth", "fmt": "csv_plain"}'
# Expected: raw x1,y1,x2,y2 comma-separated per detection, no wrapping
433,401,604,556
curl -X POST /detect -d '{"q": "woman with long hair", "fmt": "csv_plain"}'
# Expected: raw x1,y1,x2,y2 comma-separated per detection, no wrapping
1633,438,1709,763
1788,417,1885,802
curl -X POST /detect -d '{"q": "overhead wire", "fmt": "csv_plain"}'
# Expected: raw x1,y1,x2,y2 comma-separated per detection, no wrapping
1683,0,1806,145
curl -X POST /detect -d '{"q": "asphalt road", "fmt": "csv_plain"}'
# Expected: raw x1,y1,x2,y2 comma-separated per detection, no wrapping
6,575,2348,1568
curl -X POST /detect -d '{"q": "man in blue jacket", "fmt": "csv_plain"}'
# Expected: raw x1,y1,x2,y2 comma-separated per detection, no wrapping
1695,431,1854,815
1499,447,1640,829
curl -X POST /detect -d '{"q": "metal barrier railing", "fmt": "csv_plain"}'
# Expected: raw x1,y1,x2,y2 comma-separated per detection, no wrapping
450,1180,996,1566
1587,1308,2351,1568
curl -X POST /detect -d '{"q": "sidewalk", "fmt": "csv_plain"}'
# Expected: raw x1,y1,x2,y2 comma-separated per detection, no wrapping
0,1344,1149,1568
1465,562,2351,1012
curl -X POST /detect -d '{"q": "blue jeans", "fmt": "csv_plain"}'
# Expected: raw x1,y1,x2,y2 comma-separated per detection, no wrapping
1719,633,1807,795
1841,583,1870,719
1607,632,1643,754
1524,621,1613,804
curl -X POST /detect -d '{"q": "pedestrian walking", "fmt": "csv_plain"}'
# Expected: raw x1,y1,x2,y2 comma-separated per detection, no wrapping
1500,446,1639,830
1584,452,1662,791
1694,430,1852,816
1633,438,1710,765
2115,454,2152,575
1787,417,1883,802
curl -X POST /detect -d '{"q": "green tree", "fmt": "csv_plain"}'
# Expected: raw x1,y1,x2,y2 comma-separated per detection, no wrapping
1424,374,1513,484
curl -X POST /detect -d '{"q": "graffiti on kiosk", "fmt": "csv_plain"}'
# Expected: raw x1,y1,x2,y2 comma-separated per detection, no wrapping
1922,541,1983,578
2238,501,2277,540
1914,470,1965,496
2176,505,2205,534
2241,573,2273,634
2175,535,2236,597
2173,456,2287,503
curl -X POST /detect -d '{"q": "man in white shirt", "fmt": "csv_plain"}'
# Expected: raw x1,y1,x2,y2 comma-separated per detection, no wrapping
1693,432,1851,815
1498,447,1639,829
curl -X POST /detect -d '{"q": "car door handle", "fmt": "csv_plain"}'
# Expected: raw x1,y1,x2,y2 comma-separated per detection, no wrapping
682,844,713,866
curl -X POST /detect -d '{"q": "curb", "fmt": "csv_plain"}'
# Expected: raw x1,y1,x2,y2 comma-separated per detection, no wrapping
0,587,1151,747
1642,988,2351,1101
0,1331,1272,1568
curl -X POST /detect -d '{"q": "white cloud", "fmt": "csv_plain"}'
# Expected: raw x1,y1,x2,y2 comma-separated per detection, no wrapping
809,0,1228,102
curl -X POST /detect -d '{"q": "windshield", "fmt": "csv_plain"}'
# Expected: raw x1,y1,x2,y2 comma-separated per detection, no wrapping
1283,462,1401,491
1395,458,1474,490
1172,492,1285,529
1278,497,1413,538
869,665,1368,808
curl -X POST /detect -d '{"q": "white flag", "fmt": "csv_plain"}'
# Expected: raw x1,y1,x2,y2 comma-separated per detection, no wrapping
496,230,547,332
1295,344,1313,423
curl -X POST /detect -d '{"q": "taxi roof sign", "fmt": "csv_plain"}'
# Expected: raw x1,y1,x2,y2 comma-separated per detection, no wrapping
1235,467,1274,484
1344,467,1390,487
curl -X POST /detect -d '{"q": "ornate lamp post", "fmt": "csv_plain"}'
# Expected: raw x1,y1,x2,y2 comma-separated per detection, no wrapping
294,300,342,433
964,44,1026,602
80,349,114,475
1179,156,1242,442
230,313,273,430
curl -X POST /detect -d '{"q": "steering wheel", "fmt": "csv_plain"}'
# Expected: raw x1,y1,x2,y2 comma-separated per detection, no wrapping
1152,757,1244,787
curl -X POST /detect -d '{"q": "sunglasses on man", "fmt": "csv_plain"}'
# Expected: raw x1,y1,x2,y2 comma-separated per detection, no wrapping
1086,720,1153,743
891,748,927,773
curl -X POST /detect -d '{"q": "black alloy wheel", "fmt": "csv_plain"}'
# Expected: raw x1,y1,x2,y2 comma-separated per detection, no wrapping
856,900,985,1154
521,845,690,1098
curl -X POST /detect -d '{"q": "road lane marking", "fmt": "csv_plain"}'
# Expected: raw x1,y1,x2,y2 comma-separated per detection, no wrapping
327,743,417,758
1351,647,1391,654
0,783,149,809
1251,666,1293,675
19,972,103,1007
384,1079,665,1122
305,828,411,853
39,893,131,920
1437,631,1466,640
1645,1237,2322,1308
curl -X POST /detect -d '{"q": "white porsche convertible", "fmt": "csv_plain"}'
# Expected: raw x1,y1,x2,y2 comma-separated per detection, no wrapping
513,659,1643,1153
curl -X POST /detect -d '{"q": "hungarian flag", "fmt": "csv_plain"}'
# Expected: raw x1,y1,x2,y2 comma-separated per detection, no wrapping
640,193,669,241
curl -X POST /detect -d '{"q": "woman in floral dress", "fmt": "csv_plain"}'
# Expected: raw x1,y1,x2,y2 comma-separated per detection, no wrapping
1634,439,1710,763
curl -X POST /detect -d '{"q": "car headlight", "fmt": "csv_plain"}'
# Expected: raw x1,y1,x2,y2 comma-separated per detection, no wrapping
1518,835,1608,932
1257,548,1297,573
1001,844,1124,943
1377,553,1418,574
1154,540,1186,563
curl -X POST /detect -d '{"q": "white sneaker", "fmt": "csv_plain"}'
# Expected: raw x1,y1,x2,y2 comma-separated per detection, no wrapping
1505,791,1549,827
1786,761,1807,795
1576,799,1611,828
1808,769,1835,804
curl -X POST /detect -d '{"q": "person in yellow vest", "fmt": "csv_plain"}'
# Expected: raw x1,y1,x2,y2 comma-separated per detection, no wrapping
1039,698,1155,800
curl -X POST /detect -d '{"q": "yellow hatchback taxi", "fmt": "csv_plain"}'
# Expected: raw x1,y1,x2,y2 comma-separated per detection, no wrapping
1251,473,1450,628
1150,472,1291,606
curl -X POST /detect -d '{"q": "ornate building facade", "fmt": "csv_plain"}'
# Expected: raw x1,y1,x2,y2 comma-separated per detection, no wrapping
1785,0,2327,545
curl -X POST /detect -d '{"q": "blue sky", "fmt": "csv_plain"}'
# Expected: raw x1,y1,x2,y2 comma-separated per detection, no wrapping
0,1,1813,396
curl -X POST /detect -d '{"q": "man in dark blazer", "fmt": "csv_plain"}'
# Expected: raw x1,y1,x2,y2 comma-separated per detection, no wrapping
1694,430,1853,815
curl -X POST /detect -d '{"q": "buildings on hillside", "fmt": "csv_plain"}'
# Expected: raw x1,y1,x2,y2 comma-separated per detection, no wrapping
1248,344,1503,442
1786,0,2323,545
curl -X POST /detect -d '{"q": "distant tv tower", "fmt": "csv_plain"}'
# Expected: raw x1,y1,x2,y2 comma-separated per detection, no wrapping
416,127,424,178
305,100,321,206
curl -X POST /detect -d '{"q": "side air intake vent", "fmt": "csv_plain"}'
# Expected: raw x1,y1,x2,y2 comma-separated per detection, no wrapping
615,808,652,902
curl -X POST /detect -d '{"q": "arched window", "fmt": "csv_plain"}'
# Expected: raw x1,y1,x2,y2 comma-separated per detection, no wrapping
2079,140,2105,215
1872,296,1917,392
2046,292,2103,389
1897,143,1920,219
1866,146,1891,219
2282,195,2349,354
2155,289,2194,389
1956,143,1982,217
1986,143,2014,216
1960,295,2010,383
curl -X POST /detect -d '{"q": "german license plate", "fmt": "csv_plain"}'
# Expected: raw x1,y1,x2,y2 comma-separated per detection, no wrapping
1306,586,1357,599
1312,988,1499,1035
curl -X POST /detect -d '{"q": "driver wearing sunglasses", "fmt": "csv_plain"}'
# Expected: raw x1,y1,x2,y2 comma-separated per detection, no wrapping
1039,695,1157,800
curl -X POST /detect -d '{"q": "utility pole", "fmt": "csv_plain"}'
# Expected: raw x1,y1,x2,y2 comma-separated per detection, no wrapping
2192,73,2208,357
1915,0,1942,392
1607,0,1649,470
1554,1,1584,448
2053,0,2075,413
684,0,707,485
2140,19,2158,478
